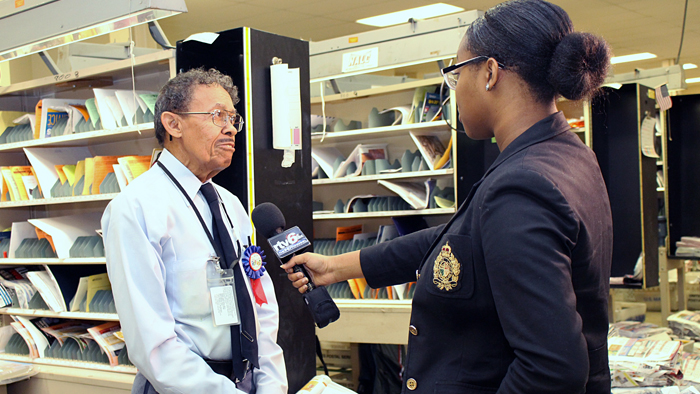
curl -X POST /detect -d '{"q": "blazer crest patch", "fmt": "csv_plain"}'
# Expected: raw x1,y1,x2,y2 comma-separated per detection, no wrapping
433,241,460,291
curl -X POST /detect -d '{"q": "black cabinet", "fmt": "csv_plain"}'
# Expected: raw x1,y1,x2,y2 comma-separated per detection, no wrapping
177,27,315,391
591,84,659,287
666,94,700,258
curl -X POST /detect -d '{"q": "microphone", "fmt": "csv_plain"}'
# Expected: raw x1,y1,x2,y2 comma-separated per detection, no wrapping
251,202,315,290
251,202,340,328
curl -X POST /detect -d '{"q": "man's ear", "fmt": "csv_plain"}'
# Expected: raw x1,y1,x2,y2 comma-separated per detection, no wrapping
161,112,183,140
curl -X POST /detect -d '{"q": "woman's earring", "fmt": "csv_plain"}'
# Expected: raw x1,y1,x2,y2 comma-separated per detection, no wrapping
485,83,491,91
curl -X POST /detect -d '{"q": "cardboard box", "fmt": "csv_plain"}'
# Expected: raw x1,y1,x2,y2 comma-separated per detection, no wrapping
612,285,678,312
612,302,647,322
318,341,352,369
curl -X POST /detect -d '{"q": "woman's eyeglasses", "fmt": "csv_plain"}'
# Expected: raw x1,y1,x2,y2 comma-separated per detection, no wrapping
174,109,245,132
440,56,506,90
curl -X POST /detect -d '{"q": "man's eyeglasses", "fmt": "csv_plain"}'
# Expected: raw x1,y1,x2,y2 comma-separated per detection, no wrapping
440,56,506,90
174,109,245,132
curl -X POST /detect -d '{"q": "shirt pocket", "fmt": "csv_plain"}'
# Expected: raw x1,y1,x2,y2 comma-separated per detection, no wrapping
424,233,475,299
168,259,210,320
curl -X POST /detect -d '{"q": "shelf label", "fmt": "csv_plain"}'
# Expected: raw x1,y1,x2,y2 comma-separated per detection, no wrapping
53,71,79,83
342,47,378,73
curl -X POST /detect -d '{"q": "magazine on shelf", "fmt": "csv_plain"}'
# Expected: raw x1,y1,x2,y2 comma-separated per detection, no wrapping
7,222,36,259
0,166,35,202
10,114,36,135
310,115,337,130
311,147,344,180
112,164,128,191
114,90,157,127
333,144,388,179
37,98,87,139
408,86,435,124
336,225,362,241
87,321,125,366
409,130,450,171
28,212,103,259
379,106,411,126
0,279,35,309
69,277,88,312
92,89,124,130
117,155,151,184
26,269,66,313
377,179,436,210
11,316,50,358
343,194,376,213
40,321,92,349
420,92,441,123
85,273,111,313
9,321,39,358
23,146,92,198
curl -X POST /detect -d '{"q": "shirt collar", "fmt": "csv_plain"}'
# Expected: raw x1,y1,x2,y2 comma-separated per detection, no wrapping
158,148,209,202
484,111,570,177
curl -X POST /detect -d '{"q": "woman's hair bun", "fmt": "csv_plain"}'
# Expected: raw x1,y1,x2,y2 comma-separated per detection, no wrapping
548,32,611,101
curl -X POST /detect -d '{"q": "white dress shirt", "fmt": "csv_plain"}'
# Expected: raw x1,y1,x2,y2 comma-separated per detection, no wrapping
101,149,287,394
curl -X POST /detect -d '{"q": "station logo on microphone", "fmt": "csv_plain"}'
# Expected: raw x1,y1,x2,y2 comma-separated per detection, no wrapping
269,226,310,258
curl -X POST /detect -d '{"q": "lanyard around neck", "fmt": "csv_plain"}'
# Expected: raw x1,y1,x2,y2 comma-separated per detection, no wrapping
157,161,239,261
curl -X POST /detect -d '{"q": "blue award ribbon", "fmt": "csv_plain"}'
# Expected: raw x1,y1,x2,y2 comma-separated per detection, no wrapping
242,245,267,280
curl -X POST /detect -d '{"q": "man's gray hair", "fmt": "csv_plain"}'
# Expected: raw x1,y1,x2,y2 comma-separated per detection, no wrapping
154,68,239,146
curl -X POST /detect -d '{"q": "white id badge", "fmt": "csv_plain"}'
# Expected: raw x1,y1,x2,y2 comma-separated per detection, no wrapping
207,256,240,326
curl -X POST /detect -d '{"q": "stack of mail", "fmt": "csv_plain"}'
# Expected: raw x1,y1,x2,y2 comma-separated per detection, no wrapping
609,337,684,387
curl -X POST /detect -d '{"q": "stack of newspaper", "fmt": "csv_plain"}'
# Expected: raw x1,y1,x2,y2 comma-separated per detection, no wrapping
668,311,700,339
609,321,674,338
612,386,700,393
609,337,684,387
676,237,700,258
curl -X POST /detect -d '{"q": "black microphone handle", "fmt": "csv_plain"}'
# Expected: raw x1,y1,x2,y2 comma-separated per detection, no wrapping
280,247,316,291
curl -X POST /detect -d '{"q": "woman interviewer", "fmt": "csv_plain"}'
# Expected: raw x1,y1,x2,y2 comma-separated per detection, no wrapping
283,1,612,392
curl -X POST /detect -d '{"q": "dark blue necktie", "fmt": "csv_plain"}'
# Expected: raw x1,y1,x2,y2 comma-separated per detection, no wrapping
200,183,259,381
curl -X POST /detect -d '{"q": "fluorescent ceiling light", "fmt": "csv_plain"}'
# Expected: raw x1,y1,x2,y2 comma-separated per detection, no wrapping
0,0,187,62
683,63,698,70
603,83,623,89
610,52,657,65
687,77,700,84
357,3,464,27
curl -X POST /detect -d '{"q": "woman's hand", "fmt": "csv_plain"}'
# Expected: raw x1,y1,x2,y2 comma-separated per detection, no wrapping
281,253,334,293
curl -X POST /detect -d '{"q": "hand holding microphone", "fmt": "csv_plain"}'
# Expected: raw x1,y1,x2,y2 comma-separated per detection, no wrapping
283,252,334,293
251,202,340,328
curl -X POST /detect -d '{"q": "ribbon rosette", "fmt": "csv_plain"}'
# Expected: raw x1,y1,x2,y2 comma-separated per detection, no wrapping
242,245,268,306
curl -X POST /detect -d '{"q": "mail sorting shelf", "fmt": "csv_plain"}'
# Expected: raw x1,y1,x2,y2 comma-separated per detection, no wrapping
0,258,105,265
0,194,119,209
0,353,137,374
0,124,156,154
0,308,118,321
313,208,455,220
311,112,458,229
311,120,449,143
0,48,175,385
312,168,454,185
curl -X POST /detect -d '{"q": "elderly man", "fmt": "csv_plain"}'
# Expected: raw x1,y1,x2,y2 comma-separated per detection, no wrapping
102,68,287,394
